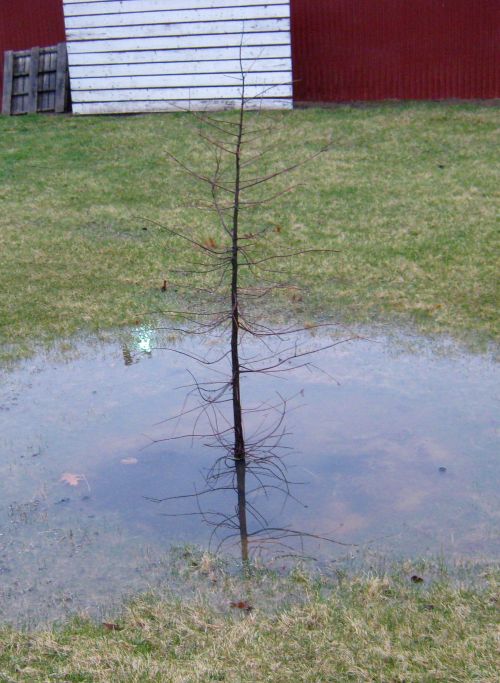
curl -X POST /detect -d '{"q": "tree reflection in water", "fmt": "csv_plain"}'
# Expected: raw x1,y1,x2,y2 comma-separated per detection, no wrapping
141,76,360,563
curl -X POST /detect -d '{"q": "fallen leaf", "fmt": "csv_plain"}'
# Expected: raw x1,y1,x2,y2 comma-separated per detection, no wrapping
274,225,282,233
102,623,124,631
121,457,138,465
204,237,217,249
230,601,253,612
60,473,84,487
60,472,91,493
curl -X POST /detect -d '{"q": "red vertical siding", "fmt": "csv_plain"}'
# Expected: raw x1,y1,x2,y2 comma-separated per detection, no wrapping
290,0,500,101
0,0,66,99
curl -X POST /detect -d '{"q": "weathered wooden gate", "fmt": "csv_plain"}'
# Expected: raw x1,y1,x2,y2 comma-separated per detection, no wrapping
63,0,293,114
2,43,69,115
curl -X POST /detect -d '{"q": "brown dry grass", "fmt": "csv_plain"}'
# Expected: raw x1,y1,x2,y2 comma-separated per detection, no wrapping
0,565,497,682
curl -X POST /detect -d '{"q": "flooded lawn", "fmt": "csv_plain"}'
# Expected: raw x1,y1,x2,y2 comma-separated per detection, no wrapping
1,328,498,624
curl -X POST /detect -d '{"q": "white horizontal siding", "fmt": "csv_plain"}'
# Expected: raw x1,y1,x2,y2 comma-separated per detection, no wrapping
72,98,291,115
63,0,293,114
66,32,290,55
70,57,291,78
63,0,287,15
66,19,290,42
65,5,290,28
71,71,291,91
74,84,292,102
67,44,290,66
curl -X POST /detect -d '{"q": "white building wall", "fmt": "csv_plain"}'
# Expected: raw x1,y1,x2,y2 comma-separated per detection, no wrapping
63,0,293,114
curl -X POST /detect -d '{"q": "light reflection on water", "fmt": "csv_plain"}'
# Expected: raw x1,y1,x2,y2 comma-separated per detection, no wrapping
0,329,498,624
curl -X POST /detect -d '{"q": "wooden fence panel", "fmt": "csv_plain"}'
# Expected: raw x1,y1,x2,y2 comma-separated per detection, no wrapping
2,43,69,115
63,0,293,114
1,52,14,115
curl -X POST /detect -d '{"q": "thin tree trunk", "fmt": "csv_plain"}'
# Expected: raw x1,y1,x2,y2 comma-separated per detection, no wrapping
231,91,249,563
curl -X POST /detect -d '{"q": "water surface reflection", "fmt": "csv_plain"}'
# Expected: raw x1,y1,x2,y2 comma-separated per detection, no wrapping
0,330,498,623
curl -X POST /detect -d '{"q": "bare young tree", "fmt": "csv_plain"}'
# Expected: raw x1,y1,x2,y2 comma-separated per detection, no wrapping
143,67,359,564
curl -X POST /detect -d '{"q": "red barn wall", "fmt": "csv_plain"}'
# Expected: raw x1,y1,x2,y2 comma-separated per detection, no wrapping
1,1,498,108
0,0,66,98
290,0,500,102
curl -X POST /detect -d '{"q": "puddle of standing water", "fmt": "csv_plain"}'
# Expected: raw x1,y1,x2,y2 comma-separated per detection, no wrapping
0,329,498,625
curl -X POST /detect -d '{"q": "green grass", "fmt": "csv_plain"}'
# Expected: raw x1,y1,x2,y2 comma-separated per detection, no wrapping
1,107,498,678
0,557,497,682
0,103,498,361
